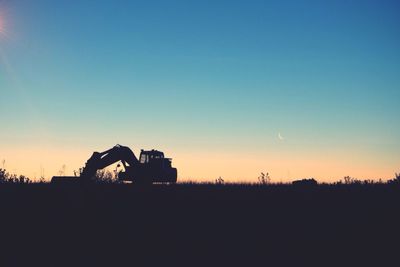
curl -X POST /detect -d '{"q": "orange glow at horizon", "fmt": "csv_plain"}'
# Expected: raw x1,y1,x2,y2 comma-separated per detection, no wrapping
0,145,397,183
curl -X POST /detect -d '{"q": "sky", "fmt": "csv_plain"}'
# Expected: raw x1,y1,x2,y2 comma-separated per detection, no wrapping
0,0,399,182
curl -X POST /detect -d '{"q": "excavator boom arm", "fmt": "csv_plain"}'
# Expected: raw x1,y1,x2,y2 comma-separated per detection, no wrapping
81,145,138,180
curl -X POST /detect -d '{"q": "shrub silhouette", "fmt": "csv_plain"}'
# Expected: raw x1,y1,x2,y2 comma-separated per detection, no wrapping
95,169,118,183
388,172,400,184
344,176,353,184
0,168,31,184
0,168,7,183
343,176,363,185
215,176,224,184
258,172,270,185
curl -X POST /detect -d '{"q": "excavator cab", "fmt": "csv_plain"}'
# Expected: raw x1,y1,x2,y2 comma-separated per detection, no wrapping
121,149,177,184
139,150,173,168
139,150,164,164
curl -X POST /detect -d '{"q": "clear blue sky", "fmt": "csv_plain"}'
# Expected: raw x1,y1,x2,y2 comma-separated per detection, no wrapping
1,0,399,181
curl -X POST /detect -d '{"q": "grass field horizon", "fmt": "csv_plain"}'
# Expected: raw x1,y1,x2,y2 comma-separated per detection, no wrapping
1,179,399,266
1,164,400,185
1,161,399,266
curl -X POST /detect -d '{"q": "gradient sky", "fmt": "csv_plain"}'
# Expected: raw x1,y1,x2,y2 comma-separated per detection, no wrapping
1,0,399,182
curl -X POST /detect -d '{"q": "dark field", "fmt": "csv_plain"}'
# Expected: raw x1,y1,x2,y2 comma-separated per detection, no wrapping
1,183,399,266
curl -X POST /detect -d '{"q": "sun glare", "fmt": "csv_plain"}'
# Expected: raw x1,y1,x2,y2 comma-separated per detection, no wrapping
0,16,4,35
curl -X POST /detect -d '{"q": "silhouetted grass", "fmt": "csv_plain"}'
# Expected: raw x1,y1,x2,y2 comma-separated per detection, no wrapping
0,175,399,266
1,167,399,266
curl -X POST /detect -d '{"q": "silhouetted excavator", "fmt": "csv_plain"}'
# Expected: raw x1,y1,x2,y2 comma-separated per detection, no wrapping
51,144,177,184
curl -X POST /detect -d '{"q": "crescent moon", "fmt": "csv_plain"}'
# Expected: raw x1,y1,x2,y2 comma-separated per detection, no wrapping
278,132,284,141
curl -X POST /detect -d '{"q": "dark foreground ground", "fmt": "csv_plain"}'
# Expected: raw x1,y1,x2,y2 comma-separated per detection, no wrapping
0,183,399,267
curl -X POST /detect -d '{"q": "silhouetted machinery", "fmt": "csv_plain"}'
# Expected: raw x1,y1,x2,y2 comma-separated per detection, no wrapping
51,144,177,184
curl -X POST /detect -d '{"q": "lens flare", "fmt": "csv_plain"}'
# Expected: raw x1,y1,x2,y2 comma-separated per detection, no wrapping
0,14,6,38
0,16,3,34
0,6,8,37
